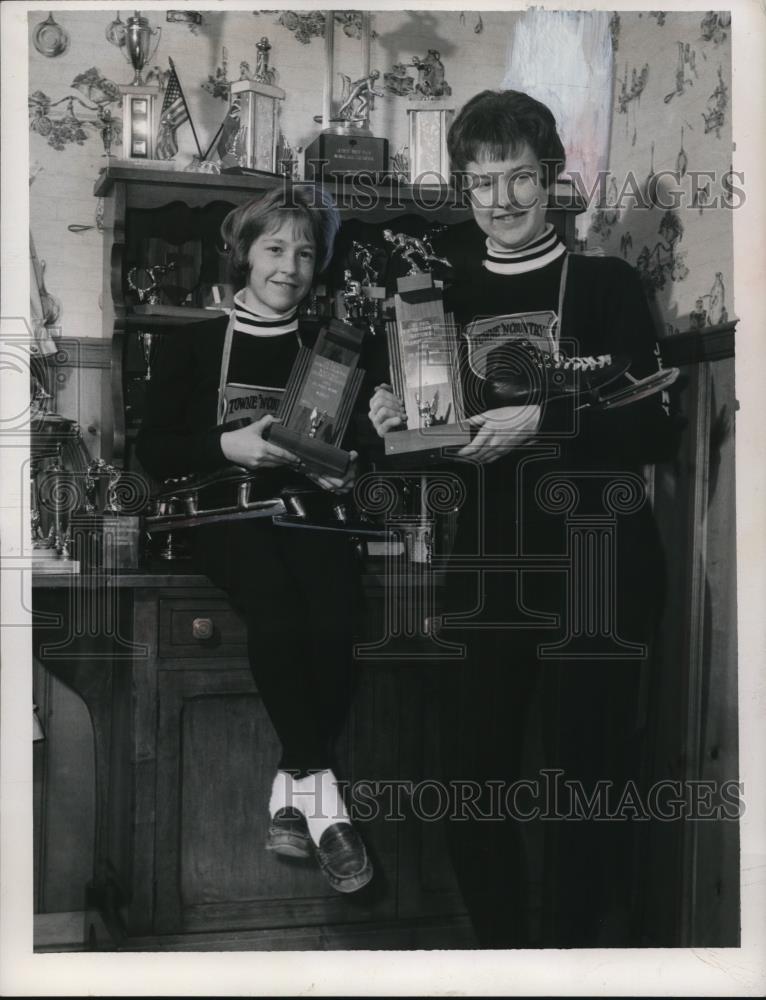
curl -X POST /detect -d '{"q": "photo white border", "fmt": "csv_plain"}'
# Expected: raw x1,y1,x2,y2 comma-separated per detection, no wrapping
2,0,764,995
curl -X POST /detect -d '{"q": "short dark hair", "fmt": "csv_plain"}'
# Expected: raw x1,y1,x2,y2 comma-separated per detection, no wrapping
447,89,566,188
220,185,340,290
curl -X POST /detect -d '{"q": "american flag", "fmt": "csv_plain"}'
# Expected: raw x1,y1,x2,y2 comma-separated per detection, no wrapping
159,63,189,132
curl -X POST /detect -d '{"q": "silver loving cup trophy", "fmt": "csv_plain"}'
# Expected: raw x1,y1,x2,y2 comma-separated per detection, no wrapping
85,459,125,514
139,331,156,381
122,12,161,86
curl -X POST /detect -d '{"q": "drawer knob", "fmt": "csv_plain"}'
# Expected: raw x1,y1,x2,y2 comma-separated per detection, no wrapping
191,617,214,641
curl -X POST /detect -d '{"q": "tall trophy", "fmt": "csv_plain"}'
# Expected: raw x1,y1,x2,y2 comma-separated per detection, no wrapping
382,231,469,457
406,50,454,185
119,11,162,160
225,36,286,173
305,12,388,179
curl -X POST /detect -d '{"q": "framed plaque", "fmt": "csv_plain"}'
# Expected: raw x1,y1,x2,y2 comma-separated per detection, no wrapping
385,272,470,456
265,319,366,476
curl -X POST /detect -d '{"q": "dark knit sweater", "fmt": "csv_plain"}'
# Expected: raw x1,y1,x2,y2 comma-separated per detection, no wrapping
431,221,676,623
136,312,316,492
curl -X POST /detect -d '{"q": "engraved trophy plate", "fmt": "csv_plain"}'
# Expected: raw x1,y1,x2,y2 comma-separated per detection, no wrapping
305,132,388,180
119,84,160,160
265,319,366,476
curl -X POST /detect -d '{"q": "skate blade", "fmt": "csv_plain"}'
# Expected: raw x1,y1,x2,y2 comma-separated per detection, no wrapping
578,367,680,411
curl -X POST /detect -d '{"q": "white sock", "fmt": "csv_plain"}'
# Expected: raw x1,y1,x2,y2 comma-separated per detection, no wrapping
268,770,296,818
292,769,350,845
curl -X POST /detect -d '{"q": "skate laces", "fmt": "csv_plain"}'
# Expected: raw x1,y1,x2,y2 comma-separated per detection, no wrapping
552,351,613,372
515,340,614,374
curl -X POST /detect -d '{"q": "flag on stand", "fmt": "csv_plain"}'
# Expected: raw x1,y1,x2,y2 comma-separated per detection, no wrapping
156,61,190,159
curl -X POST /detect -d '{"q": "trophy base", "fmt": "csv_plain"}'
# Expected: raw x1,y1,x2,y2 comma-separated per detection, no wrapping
322,120,373,137
305,131,388,180
384,423,470,458
265,424,352,478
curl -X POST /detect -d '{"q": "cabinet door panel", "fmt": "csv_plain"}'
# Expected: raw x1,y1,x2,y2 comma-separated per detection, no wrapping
155,667,396,935
180,693,330,904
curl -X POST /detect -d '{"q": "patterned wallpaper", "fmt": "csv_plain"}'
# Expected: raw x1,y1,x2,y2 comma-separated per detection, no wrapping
27,8,519,341
28,8,733,341
584,10,733,335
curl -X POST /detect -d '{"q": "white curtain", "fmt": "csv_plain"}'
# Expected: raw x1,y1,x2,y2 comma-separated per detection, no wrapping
503,10,613,191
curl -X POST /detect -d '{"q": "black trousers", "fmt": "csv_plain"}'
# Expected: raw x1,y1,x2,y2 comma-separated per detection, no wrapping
192,520,361,775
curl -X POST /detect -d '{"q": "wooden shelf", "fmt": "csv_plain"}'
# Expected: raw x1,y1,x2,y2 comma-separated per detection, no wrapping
94,162,584,218
127,304,227,326
660,321,736,366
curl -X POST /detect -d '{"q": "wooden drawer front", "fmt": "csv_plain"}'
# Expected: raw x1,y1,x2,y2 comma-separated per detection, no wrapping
159,599,248,659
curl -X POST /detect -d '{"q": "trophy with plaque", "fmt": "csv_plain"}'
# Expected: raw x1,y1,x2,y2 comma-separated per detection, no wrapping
264,319,367,477
118,12,162,160
224,36,285,173
305,12,388,179
382,231,469,457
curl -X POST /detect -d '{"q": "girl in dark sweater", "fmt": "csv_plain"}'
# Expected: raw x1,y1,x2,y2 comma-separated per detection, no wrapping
369,90,675,944
137,186,372,894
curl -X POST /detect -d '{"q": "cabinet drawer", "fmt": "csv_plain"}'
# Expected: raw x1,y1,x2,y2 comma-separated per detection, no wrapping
158,599,248,659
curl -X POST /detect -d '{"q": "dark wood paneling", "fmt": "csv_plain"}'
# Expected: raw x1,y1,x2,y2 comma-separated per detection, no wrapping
660,322,736,367
683,357,740,946
33,667,96,914
643,357,740,946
